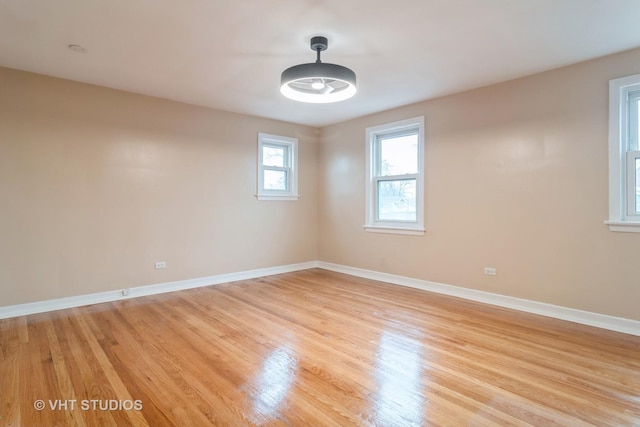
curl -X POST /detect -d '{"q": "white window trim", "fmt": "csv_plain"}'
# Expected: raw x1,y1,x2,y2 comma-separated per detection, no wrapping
257,133,299,201
364,116,425,235
606,74,640,232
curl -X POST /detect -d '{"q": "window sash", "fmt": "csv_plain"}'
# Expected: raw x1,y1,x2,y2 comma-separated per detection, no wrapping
261,142,291,193
624,90,640,218
262,167,290,192
261,142,289,168
627,151,640,217
629,90,640,151
374,175,418,222
372,129,420,224
374,132,419,177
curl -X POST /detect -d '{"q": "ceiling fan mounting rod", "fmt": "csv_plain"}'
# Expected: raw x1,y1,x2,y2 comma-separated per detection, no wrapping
310,36,328,63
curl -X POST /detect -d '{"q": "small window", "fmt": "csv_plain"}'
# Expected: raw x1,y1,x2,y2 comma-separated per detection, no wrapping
365,117,425,235
606,75,640,232
257,133,298,201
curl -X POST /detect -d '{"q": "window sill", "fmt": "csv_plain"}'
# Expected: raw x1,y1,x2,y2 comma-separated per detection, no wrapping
605,220,640,233
363,225,425,236
256,194,300,201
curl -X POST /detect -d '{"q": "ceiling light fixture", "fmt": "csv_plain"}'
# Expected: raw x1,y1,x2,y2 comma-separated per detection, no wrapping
280,36,356,103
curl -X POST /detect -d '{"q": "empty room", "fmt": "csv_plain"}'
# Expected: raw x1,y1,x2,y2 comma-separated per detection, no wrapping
1,1,640,425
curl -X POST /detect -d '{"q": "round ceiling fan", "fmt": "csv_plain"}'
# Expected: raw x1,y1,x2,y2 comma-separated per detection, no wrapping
280,36,357,103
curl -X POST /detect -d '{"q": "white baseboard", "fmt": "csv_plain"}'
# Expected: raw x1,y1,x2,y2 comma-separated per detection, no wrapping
2,260,638,337
0,261,318,320
317,262,640,337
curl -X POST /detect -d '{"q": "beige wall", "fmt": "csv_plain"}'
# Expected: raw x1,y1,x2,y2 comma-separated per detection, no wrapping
318,48,640,321
0,67,318,306
3,47,640,321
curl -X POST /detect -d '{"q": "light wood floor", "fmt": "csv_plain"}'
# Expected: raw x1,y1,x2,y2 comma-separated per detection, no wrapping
1,269,639,426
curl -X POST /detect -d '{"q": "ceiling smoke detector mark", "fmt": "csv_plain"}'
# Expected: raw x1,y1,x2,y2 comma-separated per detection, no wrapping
67,44,87,53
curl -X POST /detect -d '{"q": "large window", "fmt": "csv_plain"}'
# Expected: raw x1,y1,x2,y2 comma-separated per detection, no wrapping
365,117,425,235
607,74,640,232
257,133,298,201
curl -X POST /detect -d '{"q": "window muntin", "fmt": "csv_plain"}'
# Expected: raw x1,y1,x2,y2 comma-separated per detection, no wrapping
365,117,425,235
257,133,298,201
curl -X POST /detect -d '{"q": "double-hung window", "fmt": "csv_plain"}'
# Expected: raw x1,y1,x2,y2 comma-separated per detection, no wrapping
257,133,299,201
365,117,425,235
607,74,640,232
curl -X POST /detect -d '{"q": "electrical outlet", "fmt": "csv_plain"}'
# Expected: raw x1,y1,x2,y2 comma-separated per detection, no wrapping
155,261,166,269
484,267,497,276
122,288,130,296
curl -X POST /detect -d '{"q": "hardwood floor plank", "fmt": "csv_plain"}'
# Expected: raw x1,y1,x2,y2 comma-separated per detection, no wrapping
44,318,87,427
55,314,119,427
1,269,639,426
0,318,21,427
73,311,150,426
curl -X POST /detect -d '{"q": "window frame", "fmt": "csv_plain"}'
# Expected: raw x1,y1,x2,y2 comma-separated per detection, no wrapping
606,74,640,232
365,116,425,235
257,133,299,201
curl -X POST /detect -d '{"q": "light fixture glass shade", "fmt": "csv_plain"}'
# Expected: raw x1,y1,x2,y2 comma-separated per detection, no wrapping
280,37,356,103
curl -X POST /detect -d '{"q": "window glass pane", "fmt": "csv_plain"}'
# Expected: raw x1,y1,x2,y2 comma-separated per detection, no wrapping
263,145,285,167
264,170,287,190
636,157,640,213
377,179,416,221
637,99,640,150
379,134,418,176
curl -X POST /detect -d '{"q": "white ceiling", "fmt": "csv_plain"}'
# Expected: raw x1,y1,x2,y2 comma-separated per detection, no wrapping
2,0,640,127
